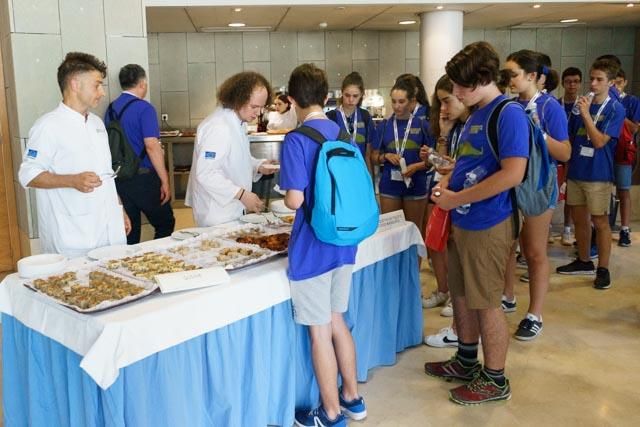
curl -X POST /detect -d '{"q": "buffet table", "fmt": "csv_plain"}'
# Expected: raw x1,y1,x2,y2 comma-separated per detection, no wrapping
1,221,425,427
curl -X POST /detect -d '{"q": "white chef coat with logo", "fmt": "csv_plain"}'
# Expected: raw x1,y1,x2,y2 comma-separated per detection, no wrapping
18,102,126,258
185,107,264,226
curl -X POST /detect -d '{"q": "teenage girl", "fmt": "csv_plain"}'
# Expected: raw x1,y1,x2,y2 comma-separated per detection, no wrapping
372,78,433,233
327,72,377,178
503,49,571,341
267,93,297,130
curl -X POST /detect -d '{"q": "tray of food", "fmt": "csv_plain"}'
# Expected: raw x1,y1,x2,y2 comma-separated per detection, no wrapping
214,224,290,253
24,268,156,313
102,251,200,281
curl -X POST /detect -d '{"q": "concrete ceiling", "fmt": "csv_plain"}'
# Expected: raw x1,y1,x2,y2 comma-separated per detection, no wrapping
146,3,640,33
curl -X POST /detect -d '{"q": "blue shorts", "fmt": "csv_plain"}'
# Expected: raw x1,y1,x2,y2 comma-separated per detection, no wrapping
615,164,632,190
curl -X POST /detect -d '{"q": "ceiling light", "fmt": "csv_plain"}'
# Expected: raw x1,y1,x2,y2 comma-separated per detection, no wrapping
627,3,635,7
398,20,417,25
532,4,541,8
436,5,444,10
234,8,242,12
201,26,271,32
335,6,346,10
319,22,328,28
228,22,245,27
560,18,578,23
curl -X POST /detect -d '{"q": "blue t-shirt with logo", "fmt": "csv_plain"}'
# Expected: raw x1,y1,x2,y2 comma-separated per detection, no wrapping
567,98,625,182
104,92,160,171
449,95,530,231
621,94,640,123
326,107,377,159
518,93,569,165
374,115,434,197
279,119,357,281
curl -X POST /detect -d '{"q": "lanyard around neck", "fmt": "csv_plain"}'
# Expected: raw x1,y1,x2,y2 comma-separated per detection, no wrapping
393,113,414,157
587,96,611,141
524,91,542,112
339,106,358,145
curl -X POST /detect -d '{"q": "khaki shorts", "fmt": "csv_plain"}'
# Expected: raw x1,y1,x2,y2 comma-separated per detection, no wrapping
566,180,613,216
448,217,514,310
289,265,353,325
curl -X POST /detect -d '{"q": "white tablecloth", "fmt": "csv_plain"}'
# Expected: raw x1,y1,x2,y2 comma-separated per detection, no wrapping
0,221,425,389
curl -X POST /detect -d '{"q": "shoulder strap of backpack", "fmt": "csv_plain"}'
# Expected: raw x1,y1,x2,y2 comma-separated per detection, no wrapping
116,97,142,120
292,125,327,144
486,98,521,239
109,98,147,162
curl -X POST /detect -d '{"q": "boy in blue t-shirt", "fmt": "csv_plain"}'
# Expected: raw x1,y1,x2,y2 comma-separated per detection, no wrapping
556,59,625,289
424,41,529,406
279,64,366,427
613,69,640,246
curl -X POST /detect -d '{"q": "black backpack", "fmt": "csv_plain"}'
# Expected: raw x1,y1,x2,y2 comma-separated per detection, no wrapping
106,98,146,180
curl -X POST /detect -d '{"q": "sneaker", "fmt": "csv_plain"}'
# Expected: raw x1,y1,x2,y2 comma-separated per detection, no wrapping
519,273,529,283
294,407,346,427
339,388,367,421
516,254,528,269
501,296,517,313
556,259,596,275
561,231,574,246
424,327,459,348
548,233,555,244
449,370,511,405
440,300,454,317
514,315,543,341
422,291,448,309
619,229,631,247
593,267,611,290
424,356,481,382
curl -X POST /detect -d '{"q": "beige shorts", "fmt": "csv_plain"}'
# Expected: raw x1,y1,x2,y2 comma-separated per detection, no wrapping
448,217,515,310
289,265,354,325
566,180,613,216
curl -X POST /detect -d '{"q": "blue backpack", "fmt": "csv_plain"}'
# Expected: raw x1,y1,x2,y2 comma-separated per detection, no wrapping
293,125,379,246
487,99,554,219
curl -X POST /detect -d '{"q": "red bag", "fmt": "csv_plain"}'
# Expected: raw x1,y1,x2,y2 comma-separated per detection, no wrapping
425,206,451,252
615,121,636,165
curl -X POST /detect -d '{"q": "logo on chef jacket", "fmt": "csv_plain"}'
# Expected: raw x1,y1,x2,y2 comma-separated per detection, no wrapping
205,151,216,159
27,149,38,159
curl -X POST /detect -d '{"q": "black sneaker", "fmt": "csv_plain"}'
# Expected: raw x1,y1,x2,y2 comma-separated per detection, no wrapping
514,317,543,341
594,267,611,290
619,229,631,247
556,259,596,275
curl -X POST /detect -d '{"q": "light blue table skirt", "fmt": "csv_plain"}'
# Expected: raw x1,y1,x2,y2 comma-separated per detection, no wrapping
3,245,422,427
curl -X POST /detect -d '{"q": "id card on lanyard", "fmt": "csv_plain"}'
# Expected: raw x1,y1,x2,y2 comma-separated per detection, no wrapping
580,96,610,157
391,111,415,182
339,106,358,146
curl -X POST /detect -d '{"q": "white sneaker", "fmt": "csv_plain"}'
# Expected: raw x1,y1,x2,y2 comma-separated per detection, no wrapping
422,291,448,309
424,326,458,348
561,232,574,246
440,300,453,317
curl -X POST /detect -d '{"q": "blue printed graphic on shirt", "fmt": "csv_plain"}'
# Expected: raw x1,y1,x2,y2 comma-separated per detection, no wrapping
205,151,216,159
449,95,530,231
279,119,357,281
567,99,625,182
326,107,377,159
27,149,38,159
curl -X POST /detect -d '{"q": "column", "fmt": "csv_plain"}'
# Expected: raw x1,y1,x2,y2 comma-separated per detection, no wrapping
419,10,464,97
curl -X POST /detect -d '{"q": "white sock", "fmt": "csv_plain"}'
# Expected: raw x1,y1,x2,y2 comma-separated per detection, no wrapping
526,313,541,322
502,295,515,303
622,226,630,232
564,226,571,234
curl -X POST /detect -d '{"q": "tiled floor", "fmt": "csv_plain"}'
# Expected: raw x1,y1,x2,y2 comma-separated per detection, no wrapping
1,220,639,426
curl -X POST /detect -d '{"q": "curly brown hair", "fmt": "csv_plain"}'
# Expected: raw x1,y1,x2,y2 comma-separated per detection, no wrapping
217,71,273,111
57,52,107,94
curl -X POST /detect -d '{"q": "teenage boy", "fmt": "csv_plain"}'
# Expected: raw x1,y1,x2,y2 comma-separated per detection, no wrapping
280,63,366,427
556,59,625,289
613,69,640,247
558,67,583,246
424,41,529,405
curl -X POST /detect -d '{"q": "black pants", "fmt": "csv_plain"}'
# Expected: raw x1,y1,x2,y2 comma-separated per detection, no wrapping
116,171,175,244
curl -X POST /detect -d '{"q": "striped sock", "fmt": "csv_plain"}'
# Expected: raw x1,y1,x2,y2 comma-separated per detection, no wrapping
484,367,506,387
456,341,479,367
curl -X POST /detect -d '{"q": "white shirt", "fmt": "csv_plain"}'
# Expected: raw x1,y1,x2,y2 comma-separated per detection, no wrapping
185,107,264,226
18,102,126,258
267,108,297,130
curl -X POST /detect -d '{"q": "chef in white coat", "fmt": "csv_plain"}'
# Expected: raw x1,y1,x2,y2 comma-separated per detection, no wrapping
186,72,276,226
19,52,130,258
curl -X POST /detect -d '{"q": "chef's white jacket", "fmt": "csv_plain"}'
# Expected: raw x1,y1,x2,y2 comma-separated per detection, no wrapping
185,107,264,226
18,102,126,258
267,108,297,130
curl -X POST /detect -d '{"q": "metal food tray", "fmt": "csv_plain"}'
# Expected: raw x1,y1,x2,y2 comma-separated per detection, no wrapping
24,266,157,313
165,233,277,270
211,224,290,254
100,250,200,283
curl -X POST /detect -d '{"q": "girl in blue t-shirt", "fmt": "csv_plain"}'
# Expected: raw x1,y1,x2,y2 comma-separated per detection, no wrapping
372,78,432,233
503,49,571,340
326,72,377,179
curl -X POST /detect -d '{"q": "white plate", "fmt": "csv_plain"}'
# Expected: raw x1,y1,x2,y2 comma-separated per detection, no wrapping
17,254,67,279
269,199,295,215
239,213,268,224
171,228,209,240
87,244,135,261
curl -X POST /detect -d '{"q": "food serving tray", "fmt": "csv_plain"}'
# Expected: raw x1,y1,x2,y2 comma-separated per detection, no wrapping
24,266,157,313
101,251,200,282
212,224,290,253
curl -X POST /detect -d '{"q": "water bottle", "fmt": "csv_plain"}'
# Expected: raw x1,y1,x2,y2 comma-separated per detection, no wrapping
571,92,594,115
428,151,452,168
527,102,540,127
456,165,487,215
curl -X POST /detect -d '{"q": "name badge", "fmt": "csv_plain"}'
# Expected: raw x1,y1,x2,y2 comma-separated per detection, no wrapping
579,146,595,158
391,169,403,181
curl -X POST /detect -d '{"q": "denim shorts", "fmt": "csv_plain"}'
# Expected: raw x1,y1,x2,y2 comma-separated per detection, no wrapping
615,164,632,190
